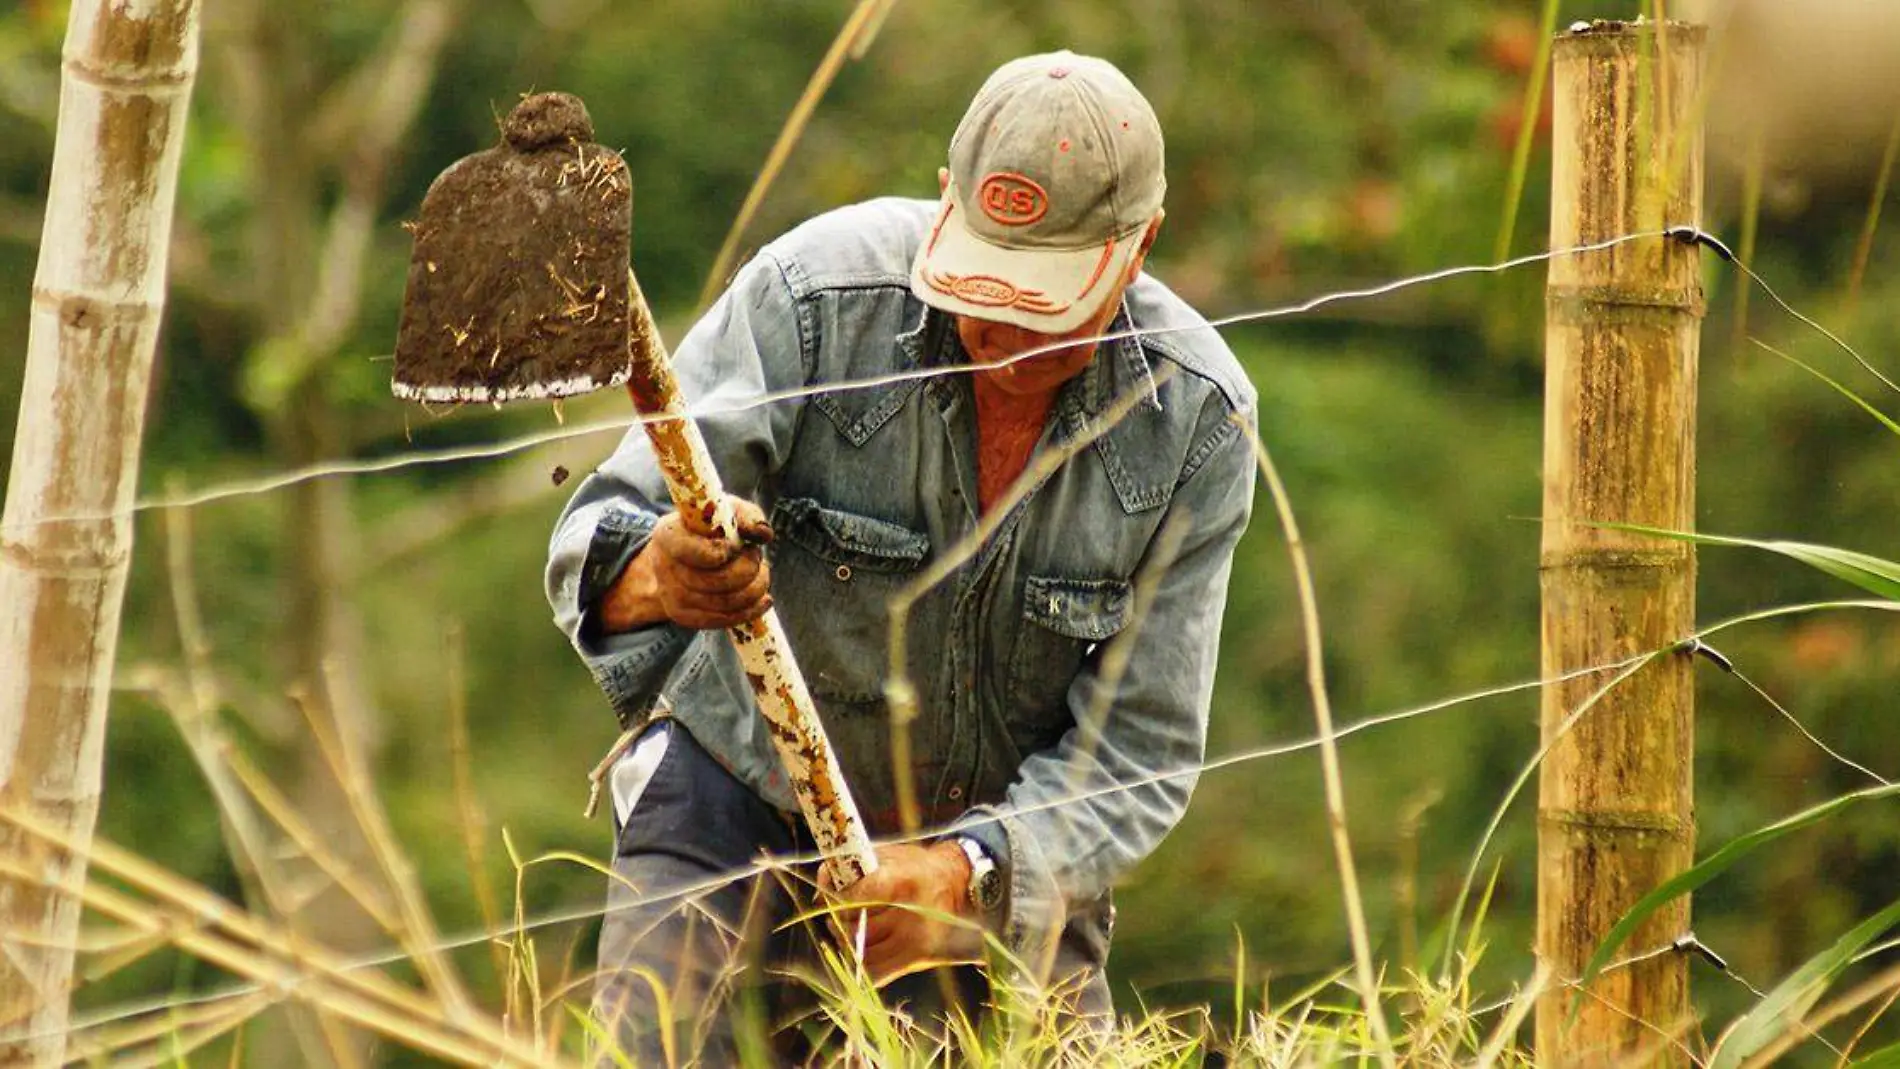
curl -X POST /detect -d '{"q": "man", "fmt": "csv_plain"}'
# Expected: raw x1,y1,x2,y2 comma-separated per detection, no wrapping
546,50,1256,1058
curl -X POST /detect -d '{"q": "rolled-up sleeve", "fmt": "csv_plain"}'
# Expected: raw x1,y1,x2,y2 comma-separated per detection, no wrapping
967,395,1257,962
545,253,811,725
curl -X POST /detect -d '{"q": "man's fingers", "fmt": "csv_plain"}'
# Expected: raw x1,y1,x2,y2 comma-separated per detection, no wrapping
675,568,771,616
838,871,894,905
862,945,906,982
732,497,775,545
669,550,765,593
672,595,773,631
656,524,741,570
856,916,910,978
859,908,906,949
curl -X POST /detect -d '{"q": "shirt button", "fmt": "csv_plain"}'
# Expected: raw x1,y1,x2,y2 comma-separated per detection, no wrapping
948,786,963,800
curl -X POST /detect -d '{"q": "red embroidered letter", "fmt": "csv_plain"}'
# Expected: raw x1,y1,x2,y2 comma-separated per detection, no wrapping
976,173,1049,227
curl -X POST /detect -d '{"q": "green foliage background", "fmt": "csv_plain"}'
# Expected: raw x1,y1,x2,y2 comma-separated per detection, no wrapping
3,0,1899,1062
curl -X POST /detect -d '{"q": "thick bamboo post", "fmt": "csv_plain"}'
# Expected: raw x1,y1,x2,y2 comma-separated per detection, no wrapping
0,2,201,1063
1538,20,1704,1066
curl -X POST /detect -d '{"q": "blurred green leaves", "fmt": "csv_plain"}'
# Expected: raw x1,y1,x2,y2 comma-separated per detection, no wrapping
0,2,1898,1054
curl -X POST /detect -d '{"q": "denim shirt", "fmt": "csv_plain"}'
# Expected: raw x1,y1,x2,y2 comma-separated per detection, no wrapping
546,197,1257,963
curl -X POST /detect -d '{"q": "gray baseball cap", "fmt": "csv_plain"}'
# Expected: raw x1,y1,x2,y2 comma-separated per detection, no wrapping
911,51,1166,334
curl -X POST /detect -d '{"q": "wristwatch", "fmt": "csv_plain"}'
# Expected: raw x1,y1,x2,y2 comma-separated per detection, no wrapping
954,835,1004,916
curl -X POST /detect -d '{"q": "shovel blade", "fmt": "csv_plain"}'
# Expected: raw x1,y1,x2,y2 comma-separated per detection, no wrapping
393,93,632,404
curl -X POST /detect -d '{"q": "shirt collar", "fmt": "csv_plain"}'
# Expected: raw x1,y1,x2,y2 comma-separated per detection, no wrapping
1069,297,1157,421
905,297,1155,419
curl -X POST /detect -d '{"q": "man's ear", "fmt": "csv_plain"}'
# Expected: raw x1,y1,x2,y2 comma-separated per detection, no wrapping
1139,209,1166,254
1127,209,1166,279
938,167,951,196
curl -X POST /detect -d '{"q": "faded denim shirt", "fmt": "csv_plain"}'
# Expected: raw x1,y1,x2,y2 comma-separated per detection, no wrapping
546,197,1257,963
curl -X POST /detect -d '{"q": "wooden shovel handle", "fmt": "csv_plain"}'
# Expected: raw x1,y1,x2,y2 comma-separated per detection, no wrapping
622,270,877,888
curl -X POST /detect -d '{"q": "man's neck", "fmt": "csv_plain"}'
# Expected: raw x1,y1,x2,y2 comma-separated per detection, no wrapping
971,375,1059,425
972,376,1059,514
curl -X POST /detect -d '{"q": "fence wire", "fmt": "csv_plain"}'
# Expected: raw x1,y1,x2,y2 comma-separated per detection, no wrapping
33,601,1900,1048
8,226,1900,1051
6,231,1664,531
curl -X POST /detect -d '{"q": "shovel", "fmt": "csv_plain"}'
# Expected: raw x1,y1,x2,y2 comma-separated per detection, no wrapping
393,92,876,888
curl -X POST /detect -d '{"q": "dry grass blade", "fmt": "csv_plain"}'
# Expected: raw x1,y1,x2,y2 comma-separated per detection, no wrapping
1060,515,1191,789
0,806,562,1067
65,989,272,1068
1834,983,1900,1067
73,927,173,985
1561,978,1706,1068
696,0,898,309
219,745,403,932
164,497,355,1062
1731,122,1764,355
1235,418,1395,1068
1474,964,1550,1063
445,620,509,988
1491,0,1561,262
1441,648,1658,980
161,501,297,918
848,0,898,58
0,847,551,1067
881,366,1178,836
301,663,479,1023
1739,959,1900,1068
1848,108,1900,312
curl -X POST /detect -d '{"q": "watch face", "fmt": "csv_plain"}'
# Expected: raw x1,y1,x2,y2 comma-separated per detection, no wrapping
972,867,1004,913
956,836,1004,914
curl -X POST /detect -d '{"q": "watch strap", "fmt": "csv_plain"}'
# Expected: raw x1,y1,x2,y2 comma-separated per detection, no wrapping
953,835,1003,915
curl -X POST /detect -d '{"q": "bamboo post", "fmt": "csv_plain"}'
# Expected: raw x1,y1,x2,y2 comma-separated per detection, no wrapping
1538,19,1704,1066
0,2,201,1063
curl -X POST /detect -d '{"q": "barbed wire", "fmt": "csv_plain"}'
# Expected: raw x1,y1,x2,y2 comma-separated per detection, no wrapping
13,223,1890,540
4,223,1886,572
1468,930,1779,1062
39,647,1644,1046
35,598,1900,1047
12,227,1900,1048
1687,639,1891,787
1667,227,1900,397
2,231,1669,534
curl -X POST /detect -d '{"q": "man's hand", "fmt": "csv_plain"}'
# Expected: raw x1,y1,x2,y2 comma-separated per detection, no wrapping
836,841,982,981
599,497,775,632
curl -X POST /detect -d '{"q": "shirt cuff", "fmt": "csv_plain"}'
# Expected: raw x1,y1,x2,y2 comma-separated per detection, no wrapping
577,505,659,645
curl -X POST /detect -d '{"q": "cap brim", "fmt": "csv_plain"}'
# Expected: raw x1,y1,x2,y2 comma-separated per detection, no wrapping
910,198,1142,335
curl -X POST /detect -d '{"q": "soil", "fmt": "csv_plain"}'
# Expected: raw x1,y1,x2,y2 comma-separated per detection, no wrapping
393,92,632,403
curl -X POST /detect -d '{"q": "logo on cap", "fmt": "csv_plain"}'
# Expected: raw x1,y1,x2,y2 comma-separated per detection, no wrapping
922,268,1066,316
978,172,1048,227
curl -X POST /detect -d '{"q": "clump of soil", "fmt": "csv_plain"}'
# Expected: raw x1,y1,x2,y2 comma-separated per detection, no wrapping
394,92,632,403
504,91,594,149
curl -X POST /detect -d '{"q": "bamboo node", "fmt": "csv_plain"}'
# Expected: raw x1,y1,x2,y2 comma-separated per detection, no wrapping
1539,808,1695,839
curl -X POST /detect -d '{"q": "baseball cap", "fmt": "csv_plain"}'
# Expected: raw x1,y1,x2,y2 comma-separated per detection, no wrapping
911,51,1166,335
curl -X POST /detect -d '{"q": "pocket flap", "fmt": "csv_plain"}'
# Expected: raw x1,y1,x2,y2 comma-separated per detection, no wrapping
1022,576,1133,641
773,498,929,573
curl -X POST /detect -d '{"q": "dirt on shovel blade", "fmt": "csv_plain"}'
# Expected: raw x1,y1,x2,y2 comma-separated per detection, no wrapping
393,92,632,404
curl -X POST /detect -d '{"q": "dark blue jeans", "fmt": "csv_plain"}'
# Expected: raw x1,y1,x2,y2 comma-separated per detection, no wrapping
592,721,1000,1065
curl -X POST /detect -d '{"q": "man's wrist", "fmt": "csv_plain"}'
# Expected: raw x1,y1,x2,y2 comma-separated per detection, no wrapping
599,548,666,633
927,839,974,914
950,835,1004,919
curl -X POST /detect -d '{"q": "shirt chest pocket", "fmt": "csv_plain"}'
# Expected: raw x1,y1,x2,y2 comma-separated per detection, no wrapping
769,497,930,704
1006,575,1133,749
